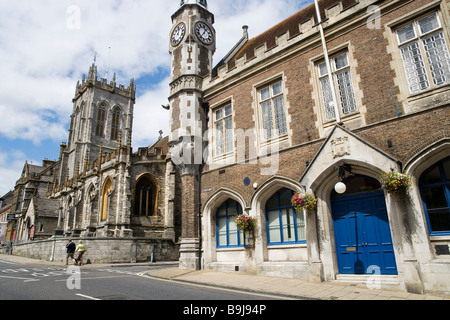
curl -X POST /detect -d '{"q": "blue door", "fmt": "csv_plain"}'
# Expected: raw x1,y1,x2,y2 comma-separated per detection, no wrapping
332,190,397,275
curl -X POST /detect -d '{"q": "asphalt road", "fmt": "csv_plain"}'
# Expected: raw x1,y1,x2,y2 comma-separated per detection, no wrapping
0,258,283,301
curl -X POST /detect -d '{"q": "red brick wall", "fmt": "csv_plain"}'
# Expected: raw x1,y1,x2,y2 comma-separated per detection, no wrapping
197,0,450,209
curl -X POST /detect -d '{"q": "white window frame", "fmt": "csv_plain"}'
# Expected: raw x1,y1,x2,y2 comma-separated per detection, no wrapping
213,103,234,159
396,11,450,94
317,51,358,122
257,80,288,143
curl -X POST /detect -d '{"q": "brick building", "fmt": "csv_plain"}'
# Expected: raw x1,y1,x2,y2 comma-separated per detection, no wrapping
168,0,450,295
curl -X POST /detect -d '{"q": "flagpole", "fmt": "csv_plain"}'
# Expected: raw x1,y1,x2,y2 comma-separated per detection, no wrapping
314,0,341,123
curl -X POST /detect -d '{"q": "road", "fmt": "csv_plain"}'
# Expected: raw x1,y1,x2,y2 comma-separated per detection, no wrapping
0,257,284,301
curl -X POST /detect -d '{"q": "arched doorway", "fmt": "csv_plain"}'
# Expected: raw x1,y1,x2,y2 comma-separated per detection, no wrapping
331,175,397,275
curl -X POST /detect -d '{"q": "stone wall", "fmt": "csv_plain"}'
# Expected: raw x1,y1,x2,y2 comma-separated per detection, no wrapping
11,238,179,264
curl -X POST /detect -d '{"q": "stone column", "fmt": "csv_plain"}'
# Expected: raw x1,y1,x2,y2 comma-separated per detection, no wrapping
391,193,424,294
179,168,201,270
306,209,324,283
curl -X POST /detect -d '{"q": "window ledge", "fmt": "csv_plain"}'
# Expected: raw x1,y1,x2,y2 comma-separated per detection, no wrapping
212,152,234,162
216,247,244,252
322,112,362,128
261,134,289,145
407,83,450,102
430,235,450,241
267,243,307,249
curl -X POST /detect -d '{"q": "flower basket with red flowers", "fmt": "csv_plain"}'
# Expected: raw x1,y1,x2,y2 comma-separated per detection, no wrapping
380,171,412,195
236,214,257,231
291,191,317,212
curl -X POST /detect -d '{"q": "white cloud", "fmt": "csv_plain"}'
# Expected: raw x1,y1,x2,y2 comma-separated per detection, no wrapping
0,150,36,196
133,76,171,148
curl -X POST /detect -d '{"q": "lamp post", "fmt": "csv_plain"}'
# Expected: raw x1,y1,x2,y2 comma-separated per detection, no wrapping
334,164,352,194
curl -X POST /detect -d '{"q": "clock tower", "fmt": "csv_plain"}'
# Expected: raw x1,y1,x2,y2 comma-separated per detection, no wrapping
168,0,215,270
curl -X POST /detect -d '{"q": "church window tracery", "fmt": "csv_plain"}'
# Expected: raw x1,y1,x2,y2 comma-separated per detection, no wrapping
111,106,121,141
134,176,158,217
96,104,107,137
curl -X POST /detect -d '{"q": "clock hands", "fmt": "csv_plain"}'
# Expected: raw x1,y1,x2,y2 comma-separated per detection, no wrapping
173,21,211,46
195,23,212,43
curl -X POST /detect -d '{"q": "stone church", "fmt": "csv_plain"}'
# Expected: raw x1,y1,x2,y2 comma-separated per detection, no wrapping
8,64,181,263
47,64,180,241
168,0,450,296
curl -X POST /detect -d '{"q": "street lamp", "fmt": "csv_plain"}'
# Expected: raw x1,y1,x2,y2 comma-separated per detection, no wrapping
334,164,352,194
334,182,347,194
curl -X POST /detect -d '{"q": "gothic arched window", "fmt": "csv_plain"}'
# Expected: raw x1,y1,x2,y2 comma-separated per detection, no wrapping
101,178,113,221
134,176,157,217
96,104,107,137
111,107,121,140
216,199,244,248
420,157,450,235
266,188,306,245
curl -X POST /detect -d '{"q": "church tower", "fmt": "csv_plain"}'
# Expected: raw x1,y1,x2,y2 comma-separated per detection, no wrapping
58,64,135,185
168,0,215,269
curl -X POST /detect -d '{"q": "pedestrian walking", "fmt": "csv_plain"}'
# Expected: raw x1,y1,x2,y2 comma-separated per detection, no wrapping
65,239,76,265
75,240,87,266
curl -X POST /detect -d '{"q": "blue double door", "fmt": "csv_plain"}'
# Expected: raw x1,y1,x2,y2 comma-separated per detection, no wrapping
332,191,398,275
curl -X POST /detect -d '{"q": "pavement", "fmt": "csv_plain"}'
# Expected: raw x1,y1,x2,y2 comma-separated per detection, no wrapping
2,254,450,300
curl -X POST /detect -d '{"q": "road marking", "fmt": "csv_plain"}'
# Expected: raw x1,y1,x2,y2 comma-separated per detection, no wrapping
54,275,129,282
76,294,101,301
0,275,40,282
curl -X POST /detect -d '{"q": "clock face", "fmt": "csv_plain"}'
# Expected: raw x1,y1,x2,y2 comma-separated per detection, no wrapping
171,22,186,47
195,22,213,45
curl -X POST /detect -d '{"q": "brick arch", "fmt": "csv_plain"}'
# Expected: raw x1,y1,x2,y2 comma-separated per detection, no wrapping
404,137,450,178
403,130,450,167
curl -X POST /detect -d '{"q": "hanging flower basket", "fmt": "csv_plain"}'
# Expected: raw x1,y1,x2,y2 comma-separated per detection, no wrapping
236,214,257,231
380,171,412,195
236,214,257,248
291,192,317,212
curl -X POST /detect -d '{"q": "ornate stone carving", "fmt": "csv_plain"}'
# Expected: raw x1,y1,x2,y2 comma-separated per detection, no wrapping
331,136,351,158
170,75,203,96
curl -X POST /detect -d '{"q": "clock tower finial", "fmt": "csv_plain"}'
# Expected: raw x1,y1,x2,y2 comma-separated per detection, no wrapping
180,0,207,8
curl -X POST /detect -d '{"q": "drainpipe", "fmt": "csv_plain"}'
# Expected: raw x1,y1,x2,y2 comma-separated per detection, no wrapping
198,164,203,271
314,0,341,123
197,102,209,271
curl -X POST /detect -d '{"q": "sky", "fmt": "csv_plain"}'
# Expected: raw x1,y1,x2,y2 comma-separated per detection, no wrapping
0,0,314,196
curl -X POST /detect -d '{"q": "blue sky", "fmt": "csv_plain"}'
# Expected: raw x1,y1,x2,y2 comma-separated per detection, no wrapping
0,0,314,196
